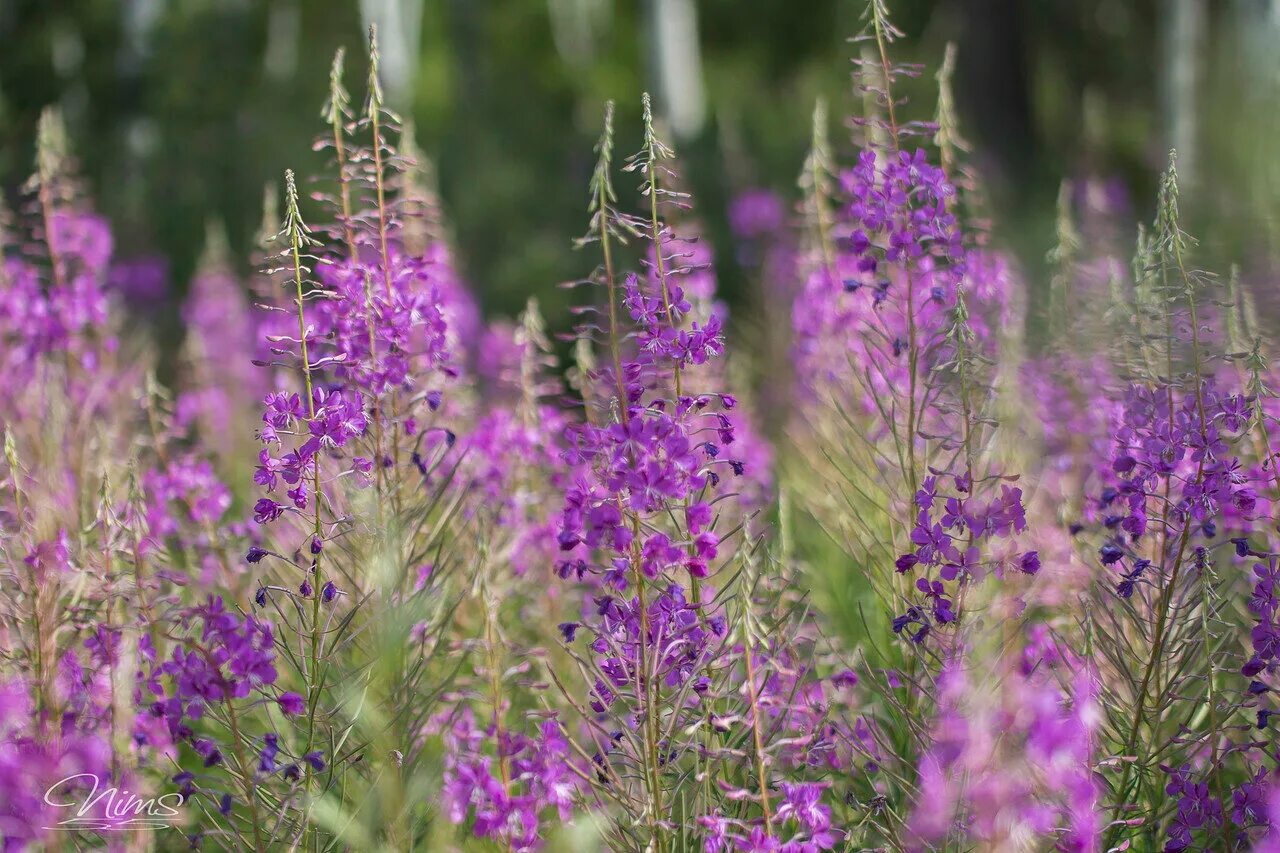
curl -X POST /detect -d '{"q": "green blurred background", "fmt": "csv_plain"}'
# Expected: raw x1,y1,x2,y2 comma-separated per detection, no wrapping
2,0,1277,332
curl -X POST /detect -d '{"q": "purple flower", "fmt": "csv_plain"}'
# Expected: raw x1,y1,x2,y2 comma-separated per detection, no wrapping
775,782,832,834
277,692,305,716
259,733,280,773
253,498,284,525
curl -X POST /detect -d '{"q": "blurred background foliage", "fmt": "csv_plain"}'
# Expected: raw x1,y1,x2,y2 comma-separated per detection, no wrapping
2,0,1278,338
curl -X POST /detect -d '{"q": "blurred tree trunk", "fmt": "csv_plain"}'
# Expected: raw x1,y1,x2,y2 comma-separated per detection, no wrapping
362,0,426,109
547,0,609,71
1162,0,1205,189
645,0,706,140
951,0,1034,191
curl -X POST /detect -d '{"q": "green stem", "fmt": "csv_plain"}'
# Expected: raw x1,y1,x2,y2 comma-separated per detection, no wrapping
870,3,917,501
370,106,395,301
483,587,516,853
224,693,267,853
645,146,682,400
331,102,387,500
741,636,773,834
290,219,327,836
1107,244,1210,846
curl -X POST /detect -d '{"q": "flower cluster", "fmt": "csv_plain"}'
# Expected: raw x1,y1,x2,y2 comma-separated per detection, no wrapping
893,472,1036,639
143,454,232,542
700,782,841,852
1099,381,1261,596
441,712,580,851
312,247,452,396
146,597,278,739
253,386,368,526
791,147,1007,416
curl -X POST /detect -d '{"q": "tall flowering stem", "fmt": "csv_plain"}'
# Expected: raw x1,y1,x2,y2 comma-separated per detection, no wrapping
584,110,658,828
621,100,667,850
221,678,267,853
547,94,829,853
280,171,330,804
637,93,683,400
324,48,358,260
34,109,68,294
587,101,632,409
631,102,682,818
1104,154,1213,839
367,26,396,303
801,100,838,285
867,0,919,496
325,46,386,500
738,565,773,837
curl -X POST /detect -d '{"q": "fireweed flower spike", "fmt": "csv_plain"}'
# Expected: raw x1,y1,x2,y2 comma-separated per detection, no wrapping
231,31,466,843
790,32,1026,692
537,96,847,853
176,224,266,465
260,171,340,817
1081,153,1276,852
783,3,1086,845
792,0,1027,663
0,113,252,850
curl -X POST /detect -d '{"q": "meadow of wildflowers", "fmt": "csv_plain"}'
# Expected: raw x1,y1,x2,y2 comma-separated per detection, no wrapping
5,6,1280,852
